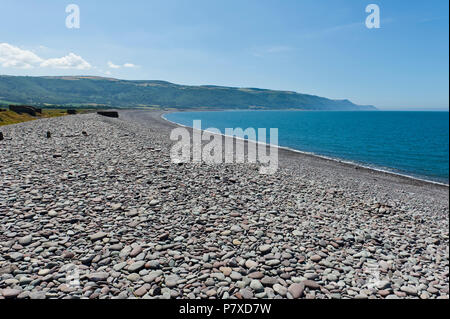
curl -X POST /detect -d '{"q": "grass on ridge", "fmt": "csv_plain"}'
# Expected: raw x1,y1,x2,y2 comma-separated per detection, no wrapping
0,109,89,126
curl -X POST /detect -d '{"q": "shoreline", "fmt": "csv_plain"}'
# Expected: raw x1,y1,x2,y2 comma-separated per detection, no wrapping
120,109,449,206
161,112,449,188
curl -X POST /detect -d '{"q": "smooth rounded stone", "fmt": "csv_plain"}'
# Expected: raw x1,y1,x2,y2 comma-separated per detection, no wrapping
232,239,241,246
173,236,184,241
149,199,159,206
8,252,23,261
128,261,146,272
62,250,75,259
205,278,216,286
385,294,400,299
113,262,127,271
230,225,242,233
59,284,76,293
211,273,226,281
236,281,248,289
146,260,160,269
292,230,302,236
88,272,109,282
219,267,232,276
239,288,254,299
129,246,142,257
255,291,267,298
261,277,278,286
250,280,264,292
17,291,31,299
89,231,107,241
109,243,124,251
318,240,327,247
48,210,58,217
119,246,132,258
374,289,390,298
111,203,122,211
230,272,242,281
379,260,390,270
127,273,140,281
112,291,128,299
29,291,46,299
245,259,258,269
165,275,179,288
259,245,272,254
273,284,288,297
265,259,280,266
310,255,322,262
420,292,430,299
248,272,264,279
19,276,33,285
303,280,320,290
143,270,163,283
134,286,148,297
325,274,338,282
205,289,217,297
355,294,368,299
5,279,19,285
1,288,22,298
400,286,418,296
288,283,305,299
125,209,139,217
19,235,33,245
304,273,319,280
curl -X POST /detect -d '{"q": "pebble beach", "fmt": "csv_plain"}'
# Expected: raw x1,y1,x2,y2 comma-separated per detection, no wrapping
0,110,448,299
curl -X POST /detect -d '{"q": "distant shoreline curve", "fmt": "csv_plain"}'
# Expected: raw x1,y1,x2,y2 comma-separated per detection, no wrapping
161,110,449,188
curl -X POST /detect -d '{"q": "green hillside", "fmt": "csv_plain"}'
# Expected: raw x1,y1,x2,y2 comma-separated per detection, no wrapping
0,75,376,110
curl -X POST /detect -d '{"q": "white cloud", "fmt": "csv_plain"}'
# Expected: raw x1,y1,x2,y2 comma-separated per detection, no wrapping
0,42,91,70
107,61,121,69
108,62,138,69
0,43,43,68
123,63,137,68
40,53,91,70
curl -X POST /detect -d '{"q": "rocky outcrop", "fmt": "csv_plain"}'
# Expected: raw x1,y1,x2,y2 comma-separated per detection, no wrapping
9,105,39,116
97,111,119,118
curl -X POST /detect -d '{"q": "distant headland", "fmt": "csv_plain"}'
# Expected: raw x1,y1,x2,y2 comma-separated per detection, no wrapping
0,75,376,111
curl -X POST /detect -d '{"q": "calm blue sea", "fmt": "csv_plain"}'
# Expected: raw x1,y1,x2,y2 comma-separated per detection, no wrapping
164,111,449,184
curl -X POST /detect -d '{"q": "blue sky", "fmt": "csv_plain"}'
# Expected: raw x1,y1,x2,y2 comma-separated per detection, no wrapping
0,0,448,109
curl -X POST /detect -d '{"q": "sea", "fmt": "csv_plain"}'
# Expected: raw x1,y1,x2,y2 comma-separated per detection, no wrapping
164,110,449,185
